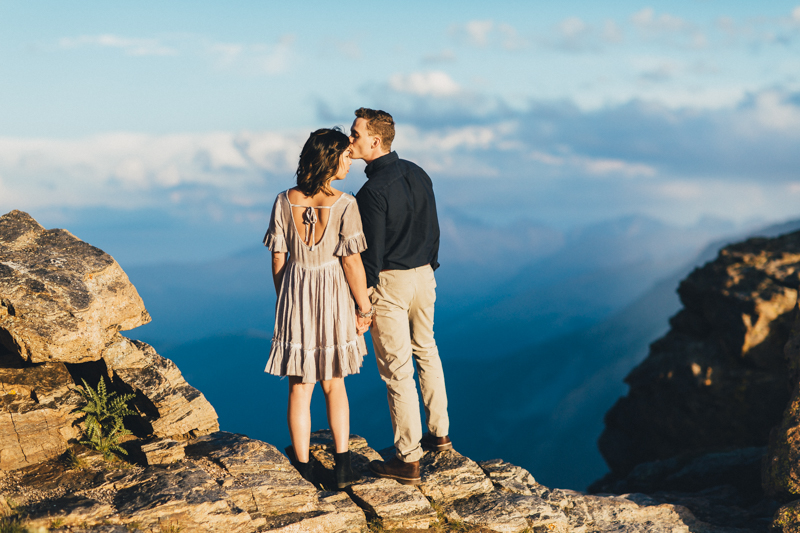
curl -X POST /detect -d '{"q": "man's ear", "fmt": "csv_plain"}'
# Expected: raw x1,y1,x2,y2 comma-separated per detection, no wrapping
372,136,381,150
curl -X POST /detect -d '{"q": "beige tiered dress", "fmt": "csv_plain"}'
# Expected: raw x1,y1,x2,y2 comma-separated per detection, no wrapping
263,190,368,383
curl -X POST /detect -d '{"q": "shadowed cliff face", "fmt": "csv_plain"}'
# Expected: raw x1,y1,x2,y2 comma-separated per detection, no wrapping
599,231,800,476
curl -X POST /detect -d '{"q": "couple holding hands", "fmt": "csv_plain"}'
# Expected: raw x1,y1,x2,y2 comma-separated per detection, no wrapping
263,108,452,489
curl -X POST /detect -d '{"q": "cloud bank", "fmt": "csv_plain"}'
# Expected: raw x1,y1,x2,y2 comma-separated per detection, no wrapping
2,88,799,230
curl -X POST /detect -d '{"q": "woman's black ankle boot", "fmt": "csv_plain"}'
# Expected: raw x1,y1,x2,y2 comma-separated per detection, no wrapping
295,460,314,483
334,450,361,489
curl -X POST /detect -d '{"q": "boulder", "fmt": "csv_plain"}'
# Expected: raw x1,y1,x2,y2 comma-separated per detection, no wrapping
185,431,368,532
307,431,436,530
0,348,82,470
113,462,253,532
0,210,150,364
600,231,800,476
141,438,186,465
479,458,537,495
102,335,219,438
418,449,494,503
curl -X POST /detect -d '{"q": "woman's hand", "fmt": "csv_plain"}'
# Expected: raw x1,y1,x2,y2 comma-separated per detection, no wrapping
356,313,371,335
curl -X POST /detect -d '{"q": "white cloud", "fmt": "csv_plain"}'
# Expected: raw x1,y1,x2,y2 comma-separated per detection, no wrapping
0,131,306,211
58,33,295,75
529,150,656,178
631,8,691,33
59,34,177,56
630,8,706,48
793,6,800,24
743,91,800,132
389,71,461,97
602,20,624,44
209,35,295,75
465,20,494,47
451,20,526,50
560,17,589,39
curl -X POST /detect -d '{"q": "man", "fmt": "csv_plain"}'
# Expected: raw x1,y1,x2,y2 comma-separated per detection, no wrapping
349,107,452,486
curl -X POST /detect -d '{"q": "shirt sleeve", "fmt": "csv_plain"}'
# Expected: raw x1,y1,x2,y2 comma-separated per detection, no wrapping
263,195,289,252
333,198,368,257
356,187,387,288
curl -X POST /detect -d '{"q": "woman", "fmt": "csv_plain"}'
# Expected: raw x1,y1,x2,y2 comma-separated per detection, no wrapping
263,128,372,489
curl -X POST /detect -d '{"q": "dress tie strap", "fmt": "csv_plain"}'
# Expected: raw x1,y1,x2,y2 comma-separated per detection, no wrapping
302,206,318,250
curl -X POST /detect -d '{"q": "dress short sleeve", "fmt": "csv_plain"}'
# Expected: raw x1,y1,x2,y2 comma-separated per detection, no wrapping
263,194,289,252
333,197,368,257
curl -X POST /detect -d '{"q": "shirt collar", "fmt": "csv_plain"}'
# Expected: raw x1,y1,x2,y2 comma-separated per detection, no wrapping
364,151,398,178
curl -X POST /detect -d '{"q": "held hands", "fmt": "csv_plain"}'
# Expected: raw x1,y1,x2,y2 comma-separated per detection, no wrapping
355,303,374,336
356,313,372,335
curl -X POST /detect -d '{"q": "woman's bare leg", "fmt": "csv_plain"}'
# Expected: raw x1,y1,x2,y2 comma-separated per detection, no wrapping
288,377,316,462
320,377,350,453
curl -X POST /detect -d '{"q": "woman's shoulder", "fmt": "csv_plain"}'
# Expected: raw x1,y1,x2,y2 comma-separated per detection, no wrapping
270,190,292,213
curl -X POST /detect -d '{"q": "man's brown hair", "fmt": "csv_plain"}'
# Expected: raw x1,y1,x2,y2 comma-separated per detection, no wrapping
355,107,395,151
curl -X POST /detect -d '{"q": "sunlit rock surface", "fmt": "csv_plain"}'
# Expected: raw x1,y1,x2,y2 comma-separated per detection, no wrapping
0,210,150,364
0,210,218,470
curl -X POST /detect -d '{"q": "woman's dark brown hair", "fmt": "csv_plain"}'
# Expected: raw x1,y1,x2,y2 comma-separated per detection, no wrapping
295,127,350,197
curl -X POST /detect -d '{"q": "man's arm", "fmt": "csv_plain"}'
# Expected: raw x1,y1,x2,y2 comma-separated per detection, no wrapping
356,187,387,288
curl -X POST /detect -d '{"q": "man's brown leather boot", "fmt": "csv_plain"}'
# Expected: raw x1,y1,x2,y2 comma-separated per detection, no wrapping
421,432,453,451
368,456,421,485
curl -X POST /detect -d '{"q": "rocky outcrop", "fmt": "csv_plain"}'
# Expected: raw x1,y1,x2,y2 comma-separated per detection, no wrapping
599,231,800,475
0,210,217,470
596,229,800,532
0,210,150,364
4,208,796,531
0,430,763,532
763,309,800,501
102,335,219,438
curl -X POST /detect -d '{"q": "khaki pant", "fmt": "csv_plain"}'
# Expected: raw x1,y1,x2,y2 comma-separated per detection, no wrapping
370,265,449,462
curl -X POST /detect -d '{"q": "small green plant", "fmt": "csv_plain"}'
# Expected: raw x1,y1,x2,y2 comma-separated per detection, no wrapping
73,377,136,460
125,521,141,532
61,448,85,470
0,515,27,533
158,519,183,533
49,516,65,528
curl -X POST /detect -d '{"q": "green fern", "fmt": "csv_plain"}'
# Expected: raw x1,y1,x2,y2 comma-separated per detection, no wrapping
73,377,136,460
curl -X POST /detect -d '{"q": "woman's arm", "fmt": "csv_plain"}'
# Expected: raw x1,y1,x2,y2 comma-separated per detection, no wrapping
272,252,287,296
341,252,372,333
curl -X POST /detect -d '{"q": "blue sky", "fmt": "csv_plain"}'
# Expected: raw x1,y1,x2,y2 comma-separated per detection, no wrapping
1,1,800,263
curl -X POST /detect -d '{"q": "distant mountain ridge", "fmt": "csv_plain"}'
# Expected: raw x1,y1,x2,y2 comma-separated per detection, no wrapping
125,215,800,491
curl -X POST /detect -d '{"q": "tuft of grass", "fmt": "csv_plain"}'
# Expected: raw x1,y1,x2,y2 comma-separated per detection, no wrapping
367,517,387,532
125,521,142,532
158,519,183,533
61,448,86,470
0,516,27,533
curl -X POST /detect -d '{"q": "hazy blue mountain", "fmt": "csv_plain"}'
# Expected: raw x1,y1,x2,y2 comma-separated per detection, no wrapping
123,214,793,490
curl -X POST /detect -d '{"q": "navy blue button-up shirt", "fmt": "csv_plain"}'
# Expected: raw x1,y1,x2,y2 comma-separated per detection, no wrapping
355,151,440,289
